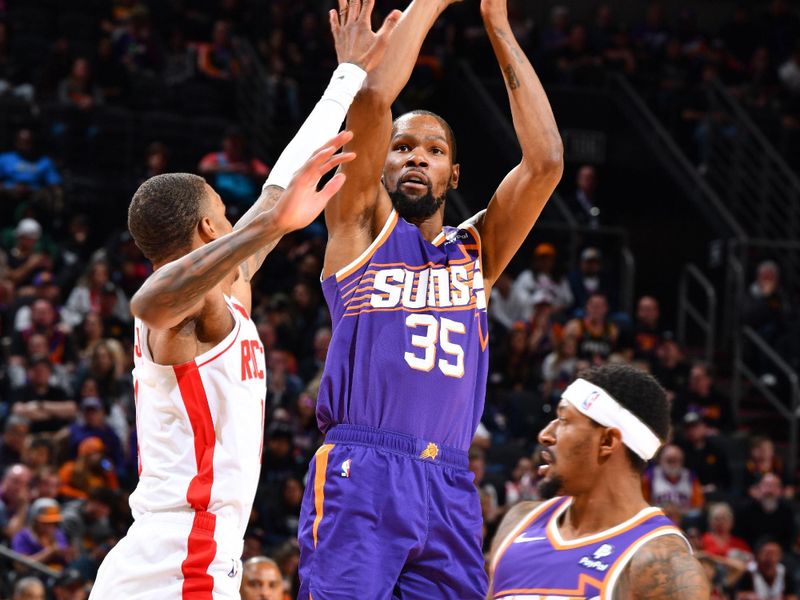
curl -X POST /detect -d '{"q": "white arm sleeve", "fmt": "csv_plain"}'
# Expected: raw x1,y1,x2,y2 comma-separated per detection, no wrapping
264,63,367,190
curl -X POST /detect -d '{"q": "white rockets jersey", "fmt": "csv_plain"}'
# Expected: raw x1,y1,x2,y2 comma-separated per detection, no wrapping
129,295,266,541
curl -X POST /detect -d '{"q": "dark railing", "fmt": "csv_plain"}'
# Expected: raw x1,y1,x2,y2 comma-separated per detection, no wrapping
732,327,800,479
677,264,717,363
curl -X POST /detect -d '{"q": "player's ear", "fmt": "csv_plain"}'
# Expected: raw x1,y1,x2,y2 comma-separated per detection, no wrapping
197,216,218,242
598,427,622,459
449,163,460,190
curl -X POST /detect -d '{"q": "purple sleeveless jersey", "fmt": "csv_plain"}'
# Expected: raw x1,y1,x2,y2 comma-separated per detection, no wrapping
491,496,689,599
318,210,489,451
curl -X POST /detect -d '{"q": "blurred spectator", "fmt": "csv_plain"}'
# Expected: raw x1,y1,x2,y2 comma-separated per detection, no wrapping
61,487,116,577
541,334,579,406
198,127,269,211
12,577,46,600
73,339,132,407
678,412,731,496
0,22,35,103
94,37,128,103
10,298,74,365
264,477,303,546
541,6,571,55
58,58,103,110
140,142,170,182
58,437,119,501
702,502,753,561
489,273,533,333
114,5,164,75
240,556,285,600
567,247,617,313
674,362,733,433
469,446,499,545
0,416,30,471
624,295,665,368
490,322,537,391
736,537,798,599
503,454,540,507
0,464,32,540
736,473,796,552
5,219,54,288
11,356,76,434
265,349,303,410
0,130,63,220
63,260,130,329
563,293,620,364
565,165,601,229
163,29,197,87
652,334,689,404
555,25,603,86
742,437,786,496
743,261,790,344
52,569,88,600
11,497,74,571
298,327,330,384
31,467,61,502
197,20,239,81
642,444,704,516
259,421,304,490
22,438,54,476
512,243,573,316
67,397,124,470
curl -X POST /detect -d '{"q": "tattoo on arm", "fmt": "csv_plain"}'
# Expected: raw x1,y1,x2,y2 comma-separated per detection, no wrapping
137,219,272,323
616,535,710,600
234,185,284,282
504,64,520,90
493,27,525,63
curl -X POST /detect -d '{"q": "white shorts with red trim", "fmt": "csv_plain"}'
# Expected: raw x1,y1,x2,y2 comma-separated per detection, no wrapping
90,511,243,599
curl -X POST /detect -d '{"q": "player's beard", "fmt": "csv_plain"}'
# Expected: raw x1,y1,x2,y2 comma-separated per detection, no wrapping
538,473,564,500
388,186,446,222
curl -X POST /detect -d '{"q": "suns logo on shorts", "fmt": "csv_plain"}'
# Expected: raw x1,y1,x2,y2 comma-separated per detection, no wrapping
419,442,439,460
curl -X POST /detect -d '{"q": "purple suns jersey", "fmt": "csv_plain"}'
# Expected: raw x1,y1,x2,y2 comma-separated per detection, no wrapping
318,209,489,451
491,496,690,600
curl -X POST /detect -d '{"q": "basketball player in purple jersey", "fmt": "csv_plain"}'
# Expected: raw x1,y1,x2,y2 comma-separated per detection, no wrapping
489,364,710,599
297,0,563,597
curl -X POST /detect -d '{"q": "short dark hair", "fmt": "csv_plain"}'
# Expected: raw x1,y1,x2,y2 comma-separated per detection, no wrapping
128,173,208,263
394,110,458,163
578,363,671,472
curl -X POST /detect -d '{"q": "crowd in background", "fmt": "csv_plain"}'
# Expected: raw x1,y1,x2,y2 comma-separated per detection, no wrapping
0,0,799,598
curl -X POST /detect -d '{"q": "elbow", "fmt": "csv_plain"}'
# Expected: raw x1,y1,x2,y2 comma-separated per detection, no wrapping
522,139,564,183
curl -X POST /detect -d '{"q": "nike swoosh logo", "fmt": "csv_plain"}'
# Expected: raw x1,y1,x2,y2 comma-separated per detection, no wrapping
513,534,547,543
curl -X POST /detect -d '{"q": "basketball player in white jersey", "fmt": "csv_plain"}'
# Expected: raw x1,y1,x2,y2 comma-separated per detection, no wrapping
89,4,402,598
488,364,710,599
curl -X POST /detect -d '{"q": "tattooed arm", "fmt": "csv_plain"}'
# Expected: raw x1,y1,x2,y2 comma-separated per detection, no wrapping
614,535,711,600
469,0,563,291
131,137,354,332
234,185,284,284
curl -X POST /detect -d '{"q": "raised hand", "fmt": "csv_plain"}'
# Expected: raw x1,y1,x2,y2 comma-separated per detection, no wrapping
329,0,402,72
270,130,356,233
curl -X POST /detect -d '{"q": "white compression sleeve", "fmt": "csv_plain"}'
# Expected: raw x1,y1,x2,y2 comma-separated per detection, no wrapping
263,63,367,190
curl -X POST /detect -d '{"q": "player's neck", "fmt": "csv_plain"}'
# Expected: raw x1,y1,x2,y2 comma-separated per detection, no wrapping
561,471,649,539
412,214,445,242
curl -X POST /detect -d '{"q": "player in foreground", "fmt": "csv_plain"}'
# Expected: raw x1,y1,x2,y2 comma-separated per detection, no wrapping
298,0,563,597
89,4,401,597
489,363,710,599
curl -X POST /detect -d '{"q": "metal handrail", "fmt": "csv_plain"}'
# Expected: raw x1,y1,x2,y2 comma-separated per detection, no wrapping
677,264,717,363
0,544,61,578
711,79,800,191
737,326,800,479
610,74,746,241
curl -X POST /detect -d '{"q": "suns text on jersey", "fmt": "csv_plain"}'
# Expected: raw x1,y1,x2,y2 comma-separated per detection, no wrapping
369,261,487,310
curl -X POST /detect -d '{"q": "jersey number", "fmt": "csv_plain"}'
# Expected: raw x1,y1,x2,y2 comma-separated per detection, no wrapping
404,314,465,378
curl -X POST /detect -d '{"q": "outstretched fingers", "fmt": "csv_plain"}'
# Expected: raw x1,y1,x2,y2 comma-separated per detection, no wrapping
374,9,402,45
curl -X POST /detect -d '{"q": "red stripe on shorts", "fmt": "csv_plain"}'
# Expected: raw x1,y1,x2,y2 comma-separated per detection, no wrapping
174,361,217,599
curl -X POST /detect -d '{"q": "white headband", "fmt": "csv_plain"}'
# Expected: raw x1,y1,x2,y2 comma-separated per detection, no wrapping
562,378,662,460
